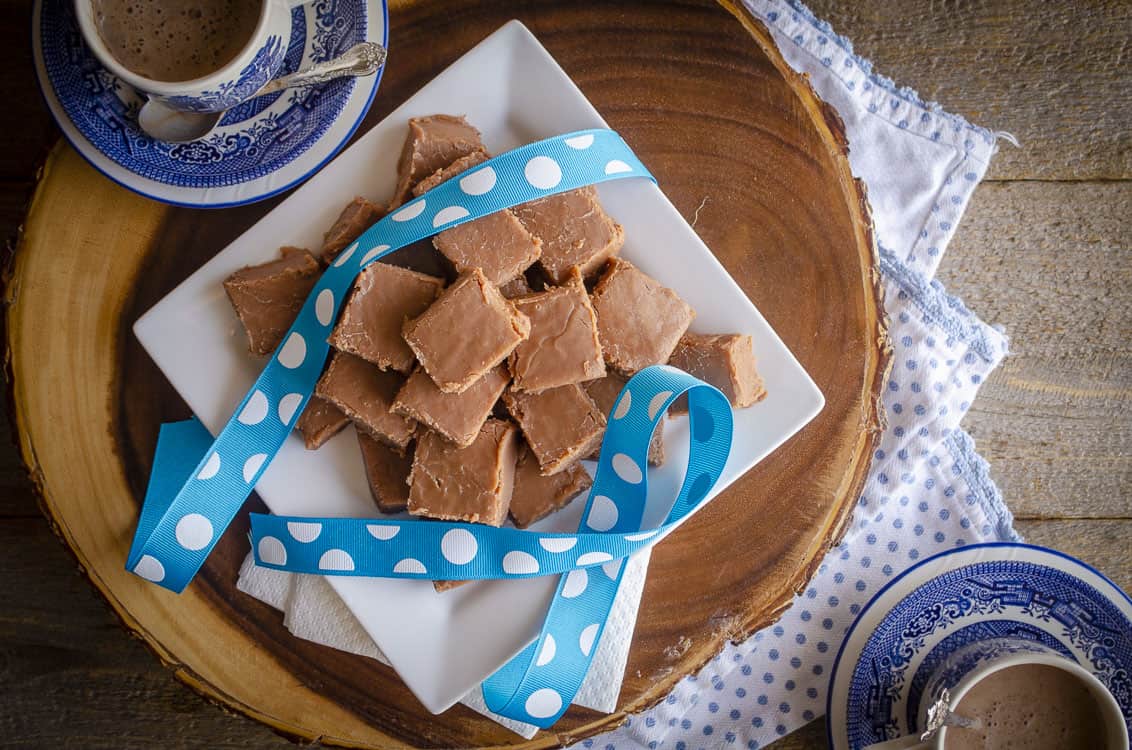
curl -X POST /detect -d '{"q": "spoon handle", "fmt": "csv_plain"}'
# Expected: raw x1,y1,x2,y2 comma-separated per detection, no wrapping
259,42,387,95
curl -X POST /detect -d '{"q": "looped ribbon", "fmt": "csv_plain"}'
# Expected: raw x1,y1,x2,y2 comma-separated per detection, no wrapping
127,129,736,727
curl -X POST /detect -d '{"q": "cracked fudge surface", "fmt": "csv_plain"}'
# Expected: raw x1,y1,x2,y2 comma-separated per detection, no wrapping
390,115,485,208
590,257,695,375
402,268,530,394
407,419,519,525
509,268,605,392
223,246,320,356
503,383,606,476
315,352,416,452
391,365,510,448
512,187,624,284
328,263,445,374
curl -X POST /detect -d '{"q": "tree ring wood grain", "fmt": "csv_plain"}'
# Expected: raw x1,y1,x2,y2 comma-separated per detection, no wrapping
5,1,889,747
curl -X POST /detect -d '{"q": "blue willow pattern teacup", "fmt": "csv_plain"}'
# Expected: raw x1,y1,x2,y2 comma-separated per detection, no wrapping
72,0,309,113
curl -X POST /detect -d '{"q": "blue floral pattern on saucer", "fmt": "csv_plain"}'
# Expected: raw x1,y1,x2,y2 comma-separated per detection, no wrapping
829,543,1132,750
161,35,288,114
34,0,385,205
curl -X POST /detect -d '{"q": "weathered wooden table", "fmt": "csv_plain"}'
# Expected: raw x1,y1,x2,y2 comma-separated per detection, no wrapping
1,1,1128,747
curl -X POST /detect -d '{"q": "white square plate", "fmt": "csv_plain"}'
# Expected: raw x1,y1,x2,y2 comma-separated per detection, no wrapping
135,20,824,714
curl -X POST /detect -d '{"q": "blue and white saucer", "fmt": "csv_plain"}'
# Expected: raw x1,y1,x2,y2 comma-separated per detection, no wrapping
828,542,1132,749
32,0,387,207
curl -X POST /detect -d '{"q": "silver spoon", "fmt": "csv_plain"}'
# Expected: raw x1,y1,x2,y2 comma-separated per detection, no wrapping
138,41,387,143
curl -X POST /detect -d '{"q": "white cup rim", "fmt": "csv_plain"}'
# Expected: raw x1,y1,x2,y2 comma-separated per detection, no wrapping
72,0,273,94
935,654,1128,749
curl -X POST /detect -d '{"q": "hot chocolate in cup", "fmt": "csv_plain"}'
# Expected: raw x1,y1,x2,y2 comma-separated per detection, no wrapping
862,639,1127,750
73,0,313,113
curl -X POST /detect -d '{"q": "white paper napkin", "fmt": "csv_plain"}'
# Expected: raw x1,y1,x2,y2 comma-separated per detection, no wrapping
238,547,652,739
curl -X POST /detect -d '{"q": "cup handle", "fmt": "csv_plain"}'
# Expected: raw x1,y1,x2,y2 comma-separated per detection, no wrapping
860,735,934,750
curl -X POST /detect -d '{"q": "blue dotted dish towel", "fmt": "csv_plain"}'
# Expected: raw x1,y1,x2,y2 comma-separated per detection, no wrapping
584,1,1016,748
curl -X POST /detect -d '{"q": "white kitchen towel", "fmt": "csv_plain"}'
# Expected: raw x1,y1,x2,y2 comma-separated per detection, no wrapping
582,1,1016,748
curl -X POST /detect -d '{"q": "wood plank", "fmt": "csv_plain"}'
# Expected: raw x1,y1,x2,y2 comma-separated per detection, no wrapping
803,0,1132,180
0,518,292,749
0,0,60,182
938,181,1132,519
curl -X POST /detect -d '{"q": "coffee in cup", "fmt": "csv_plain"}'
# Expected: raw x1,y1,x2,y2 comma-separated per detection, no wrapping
91,0,261,82
942,662,1114,750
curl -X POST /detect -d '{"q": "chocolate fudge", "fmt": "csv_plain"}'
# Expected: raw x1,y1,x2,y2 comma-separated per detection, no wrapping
498,275,533,299
667,332,767,412
392,365,509,447
295,395,351,450
321,197,384,264
391,115,486,207
590,258,695,375
434,210,542,286
328,263,445,374
509,445,593,528
411,150,489,197
503,384,606,476
584,373,665,466
358,432,412,513
315,352,416,452
413,154,544,286
509,268,605,392
223,247,320,355
403,269,530,394
407,419,519,524
513,187,624,284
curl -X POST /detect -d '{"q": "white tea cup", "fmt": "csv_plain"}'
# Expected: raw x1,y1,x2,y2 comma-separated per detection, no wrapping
862,638,1127,750
73,0,311,113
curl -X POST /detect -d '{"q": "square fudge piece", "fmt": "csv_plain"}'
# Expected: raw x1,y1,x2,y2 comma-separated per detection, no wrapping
667,332,767,412
358,432,412,513
315,353,416,452
321,197,384,264
584,374,665,466
295,395,350,450
509,268,605,392
328,263,445,374
503,384,605,475
591,257,695,375
509,445,593,528
513,187,624,284
223,247,320,355
433,211,542,286
403,269,530,394
414,152,543,286
390,115,485,207
392,365,510,447
407,419,519,525
411,150,489,197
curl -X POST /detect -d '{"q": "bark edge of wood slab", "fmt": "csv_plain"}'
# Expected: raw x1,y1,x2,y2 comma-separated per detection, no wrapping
5,2,889,747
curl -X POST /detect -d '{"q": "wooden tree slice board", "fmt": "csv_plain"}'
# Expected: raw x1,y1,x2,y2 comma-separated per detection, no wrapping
6,1,889,746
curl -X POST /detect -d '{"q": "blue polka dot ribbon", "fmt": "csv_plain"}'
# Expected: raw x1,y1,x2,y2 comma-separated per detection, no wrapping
127,129,737,726
246,365,732,727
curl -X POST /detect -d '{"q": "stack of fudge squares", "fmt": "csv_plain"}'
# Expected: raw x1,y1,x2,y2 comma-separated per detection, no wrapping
223,115,767,591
